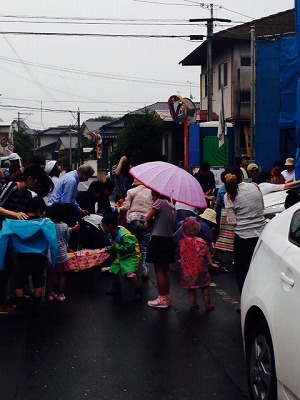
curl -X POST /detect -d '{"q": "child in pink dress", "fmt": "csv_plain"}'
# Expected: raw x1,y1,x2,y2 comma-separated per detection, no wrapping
179,217,215,312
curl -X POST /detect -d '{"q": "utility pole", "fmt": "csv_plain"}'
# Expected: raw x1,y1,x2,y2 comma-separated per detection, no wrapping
207,4,214,122
69,126,73,170
190,4,231,121
77,108,81,166
250,26,256,160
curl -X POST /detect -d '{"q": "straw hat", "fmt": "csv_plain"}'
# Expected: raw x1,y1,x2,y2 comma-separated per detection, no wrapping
285,158,295,166
182,217,200,237
247,163,259,172
199,208,217,225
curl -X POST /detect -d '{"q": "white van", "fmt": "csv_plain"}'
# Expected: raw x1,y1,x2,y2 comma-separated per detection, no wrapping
0,156,11,173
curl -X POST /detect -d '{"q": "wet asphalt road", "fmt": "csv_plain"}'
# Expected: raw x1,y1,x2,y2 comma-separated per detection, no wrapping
0,264,249,400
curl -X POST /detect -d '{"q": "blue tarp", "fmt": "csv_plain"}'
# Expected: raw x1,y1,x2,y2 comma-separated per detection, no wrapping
295,0,300,180
280,37,297,128
256,36,297,170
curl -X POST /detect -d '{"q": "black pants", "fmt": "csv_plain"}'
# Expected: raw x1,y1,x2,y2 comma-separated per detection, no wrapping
0,243,16,304
234,234,258,294
79,220,110,249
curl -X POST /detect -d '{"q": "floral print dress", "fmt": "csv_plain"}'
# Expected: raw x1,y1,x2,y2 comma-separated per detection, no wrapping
179,236,211,289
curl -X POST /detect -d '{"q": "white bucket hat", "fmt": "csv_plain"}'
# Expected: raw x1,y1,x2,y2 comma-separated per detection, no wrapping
45,160,57,175
199,208,217,225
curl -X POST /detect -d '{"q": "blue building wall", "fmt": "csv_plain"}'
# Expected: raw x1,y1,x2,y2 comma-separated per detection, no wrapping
256,37,297,170
189,123,200,167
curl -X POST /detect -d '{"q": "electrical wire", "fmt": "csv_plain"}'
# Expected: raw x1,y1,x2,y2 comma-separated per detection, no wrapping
0,104,144,115
0,14,190,21
0,31,194,38
0,55,198,87
0,19,195,26
132,0,197,5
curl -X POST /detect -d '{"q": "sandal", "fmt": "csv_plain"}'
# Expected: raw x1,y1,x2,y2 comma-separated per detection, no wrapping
190,304,200,311
205,304,215,312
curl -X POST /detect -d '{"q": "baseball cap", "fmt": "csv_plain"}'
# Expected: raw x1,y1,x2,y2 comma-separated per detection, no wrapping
285,158,295,166
247,163,259,172
8,152,21,161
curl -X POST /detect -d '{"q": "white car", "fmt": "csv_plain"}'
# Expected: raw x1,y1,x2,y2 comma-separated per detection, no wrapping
0,156,11,172
241,202,300,400
263,190,287,221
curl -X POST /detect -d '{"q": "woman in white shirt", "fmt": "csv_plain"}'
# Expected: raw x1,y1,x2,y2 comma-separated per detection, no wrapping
224,166,266,295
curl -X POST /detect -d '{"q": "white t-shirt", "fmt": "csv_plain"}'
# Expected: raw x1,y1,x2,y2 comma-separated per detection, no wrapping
175,202,197,214
258,182,285,196
282,169,295,183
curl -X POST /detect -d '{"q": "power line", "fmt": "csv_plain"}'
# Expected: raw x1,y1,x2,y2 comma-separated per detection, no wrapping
0,31,193,38
0,28,69,127
2,96,200,104
219,6,254,19
132,0,197,5
0,55,198,87
0,19,195,26
0,14,191,21
0,104,139,115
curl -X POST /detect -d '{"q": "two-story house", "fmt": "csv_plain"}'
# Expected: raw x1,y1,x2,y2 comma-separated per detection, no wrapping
180,9,295,159
34,126,79,165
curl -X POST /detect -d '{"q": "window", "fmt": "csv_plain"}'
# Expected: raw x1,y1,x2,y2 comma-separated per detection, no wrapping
241,57,251,67
289,209,300,246
218,61,228,89
240,89,251,103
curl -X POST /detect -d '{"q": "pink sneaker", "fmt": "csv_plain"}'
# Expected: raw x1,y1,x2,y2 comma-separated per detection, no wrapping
47,291,57,302
56,292,66,303
147,295,171,308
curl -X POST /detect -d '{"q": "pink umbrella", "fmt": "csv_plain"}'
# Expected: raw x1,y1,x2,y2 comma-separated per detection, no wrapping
130,161,207,209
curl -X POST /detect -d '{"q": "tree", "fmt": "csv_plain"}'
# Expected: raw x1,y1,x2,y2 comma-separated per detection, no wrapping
114,110,164,165
13,130,34,165
87,116,117,122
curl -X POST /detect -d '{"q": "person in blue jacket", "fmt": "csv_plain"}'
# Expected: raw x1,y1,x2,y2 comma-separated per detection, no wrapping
0,197,58,316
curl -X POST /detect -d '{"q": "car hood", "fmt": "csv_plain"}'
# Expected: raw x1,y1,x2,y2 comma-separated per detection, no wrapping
263,190,287,208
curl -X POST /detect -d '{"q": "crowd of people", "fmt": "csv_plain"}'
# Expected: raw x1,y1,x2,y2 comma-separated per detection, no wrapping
0,151,300,317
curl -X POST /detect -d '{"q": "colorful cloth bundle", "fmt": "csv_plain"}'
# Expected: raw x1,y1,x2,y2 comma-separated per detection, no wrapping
67,249,110,271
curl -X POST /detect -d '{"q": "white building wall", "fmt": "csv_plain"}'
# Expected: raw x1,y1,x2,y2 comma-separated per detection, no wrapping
200,41,251,120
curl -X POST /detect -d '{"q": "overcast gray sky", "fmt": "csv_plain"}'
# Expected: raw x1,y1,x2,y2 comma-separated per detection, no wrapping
0,0,294,130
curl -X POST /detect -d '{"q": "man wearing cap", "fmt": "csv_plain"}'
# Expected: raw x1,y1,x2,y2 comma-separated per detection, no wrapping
282,158,295,183
247,163,261,184
4,153,22,184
